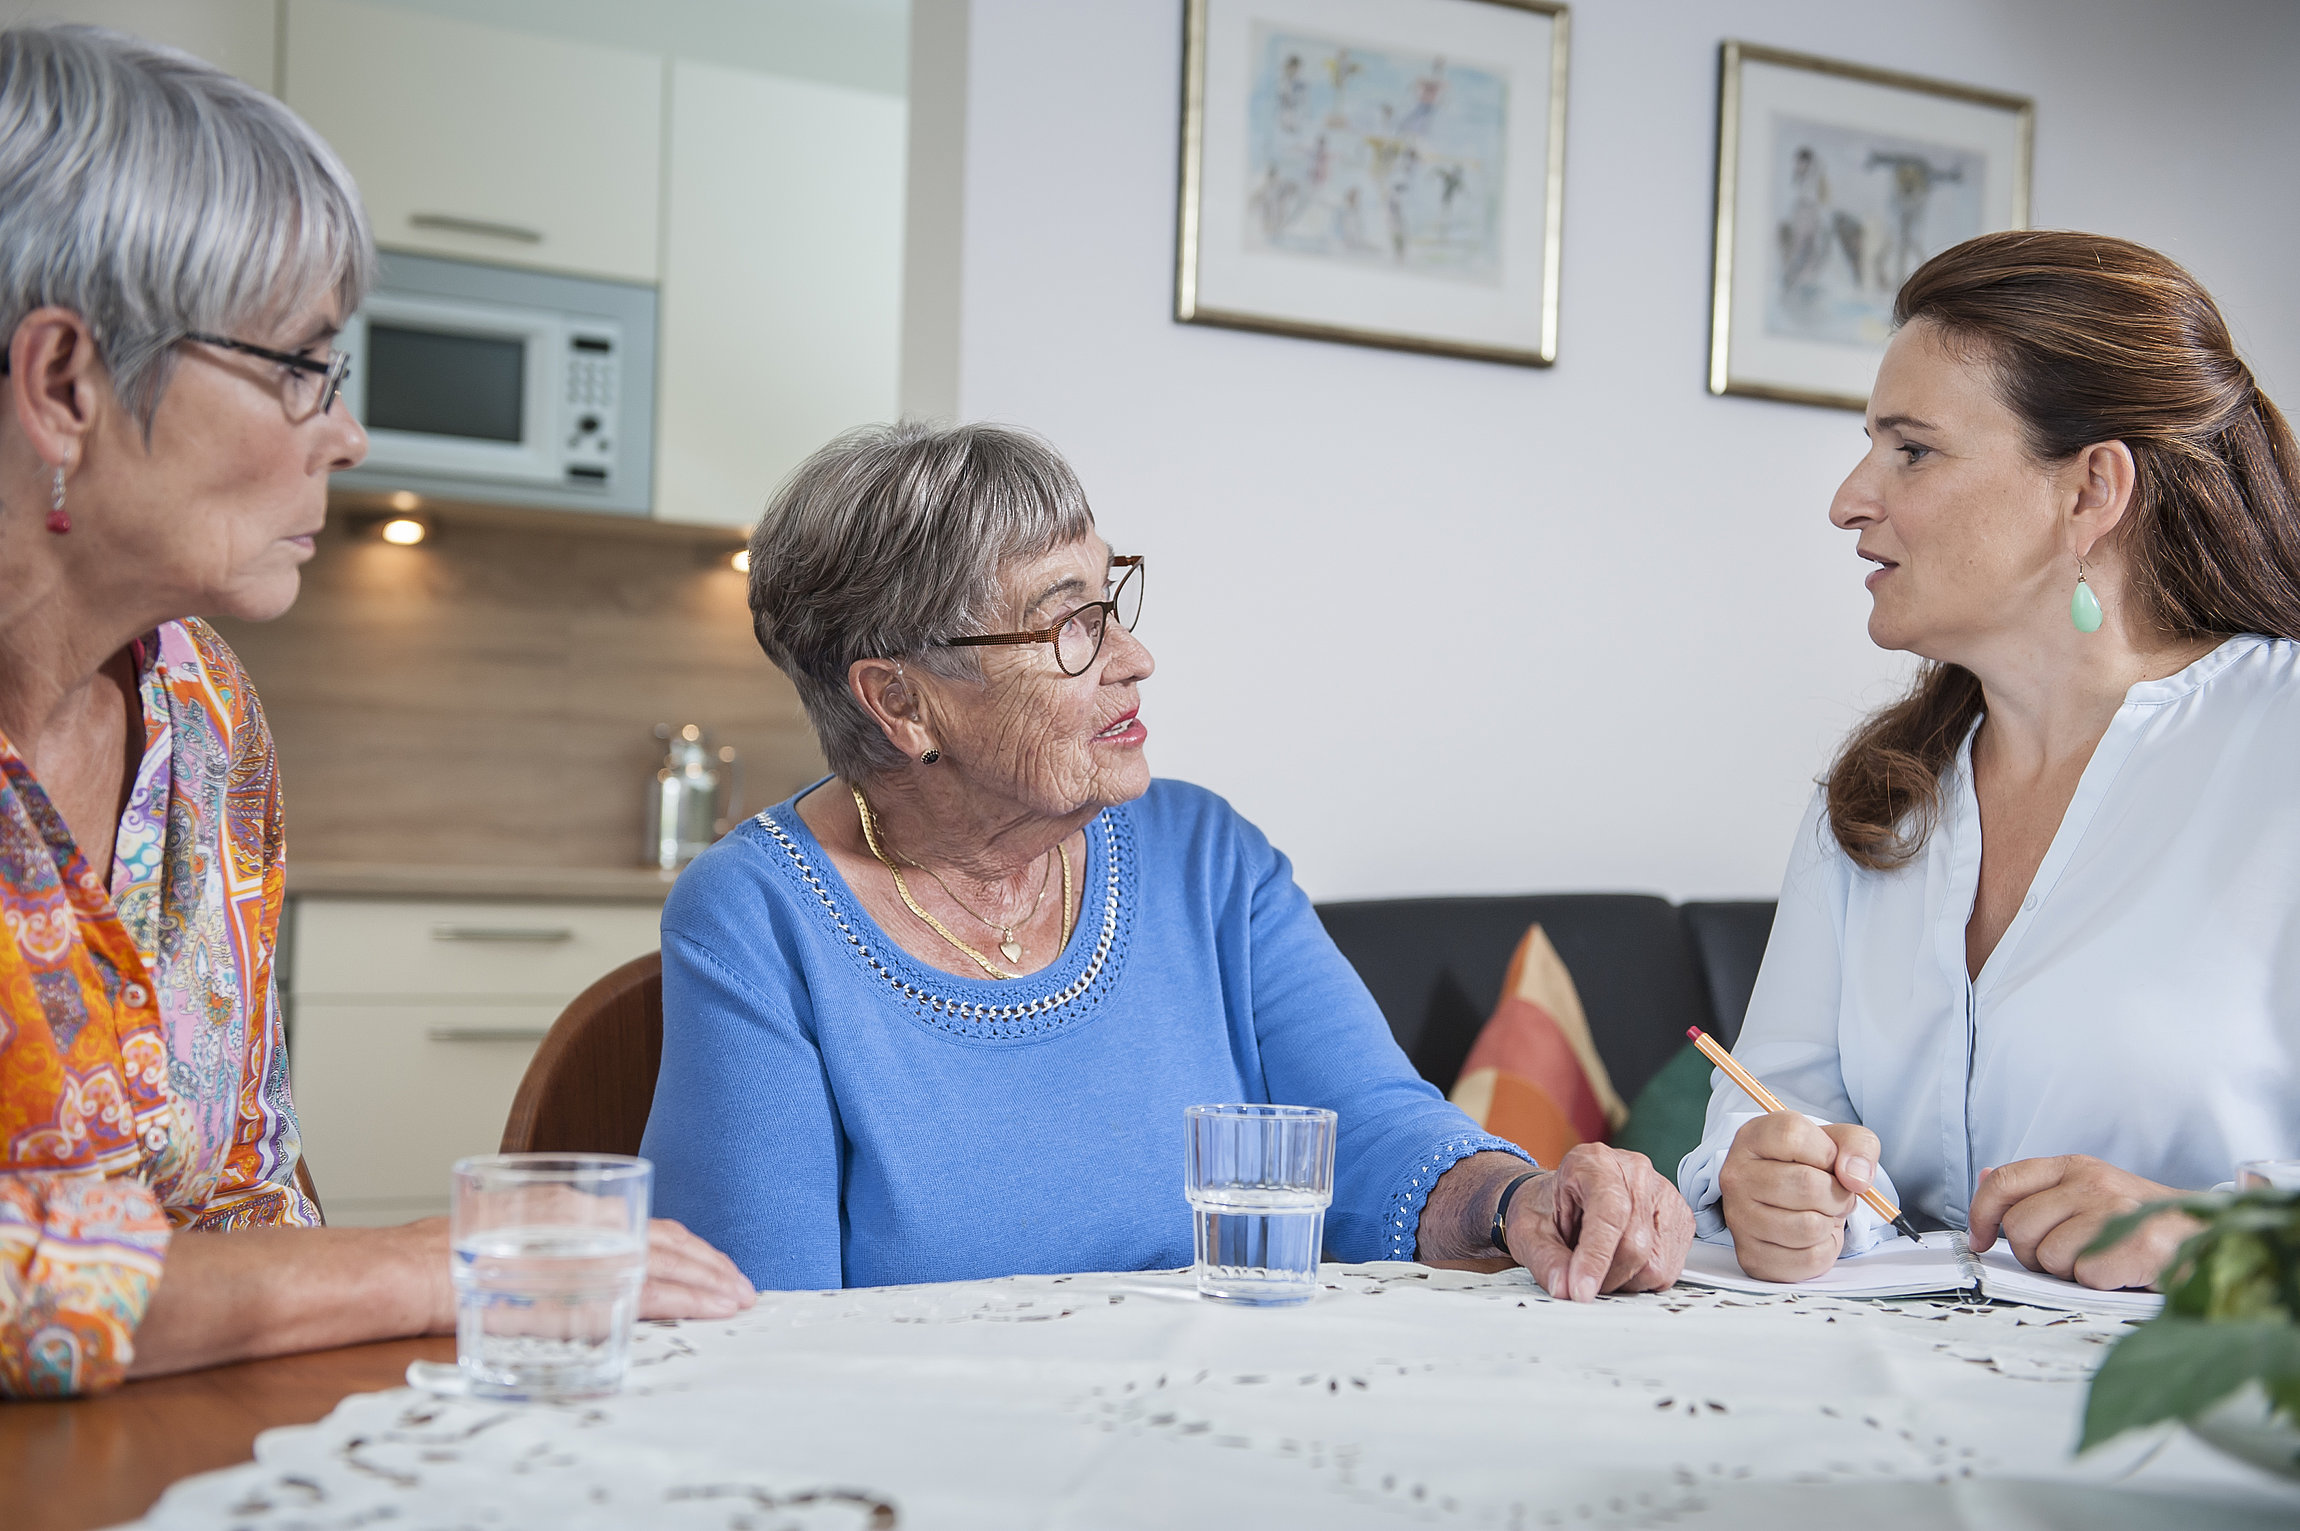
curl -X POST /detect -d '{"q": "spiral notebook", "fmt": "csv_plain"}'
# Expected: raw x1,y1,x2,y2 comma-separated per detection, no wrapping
1676,1230,2163,1317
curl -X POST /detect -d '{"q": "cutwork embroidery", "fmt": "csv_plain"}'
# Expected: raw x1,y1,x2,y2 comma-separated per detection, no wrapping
754,806,1134,1041
1382,1132,1530,1260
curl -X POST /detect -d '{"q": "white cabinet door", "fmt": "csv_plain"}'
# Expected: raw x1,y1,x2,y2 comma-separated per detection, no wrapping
653,62,904,527
23,0,277,88
287,895,662,1225
294,1000,560,1225
282,0,663,284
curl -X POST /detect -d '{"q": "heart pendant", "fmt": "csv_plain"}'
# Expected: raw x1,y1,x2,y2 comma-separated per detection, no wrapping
999,939,1024,964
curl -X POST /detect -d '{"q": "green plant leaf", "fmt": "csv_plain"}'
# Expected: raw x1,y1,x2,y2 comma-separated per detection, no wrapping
2200,1231,2284,1320
2087,1196,2208,1260
2081,1317,2300,1451
2085,1188,2300,1317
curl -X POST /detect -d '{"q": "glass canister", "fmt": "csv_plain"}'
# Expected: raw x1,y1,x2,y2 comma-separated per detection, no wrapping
645,723,740,870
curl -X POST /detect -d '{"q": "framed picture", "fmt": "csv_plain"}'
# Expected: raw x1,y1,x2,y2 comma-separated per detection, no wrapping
1175,0,1569,367
1708,41,2033,409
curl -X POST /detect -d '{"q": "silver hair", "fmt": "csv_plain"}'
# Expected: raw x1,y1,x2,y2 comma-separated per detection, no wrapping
749,420,1099,782
0,24,373,428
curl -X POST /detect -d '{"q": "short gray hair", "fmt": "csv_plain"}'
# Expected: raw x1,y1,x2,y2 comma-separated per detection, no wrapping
749,420,1099,782
0,24,373,428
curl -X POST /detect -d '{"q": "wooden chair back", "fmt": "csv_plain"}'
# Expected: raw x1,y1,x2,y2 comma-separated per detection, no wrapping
294,1156,325,1222
499,950,664,1156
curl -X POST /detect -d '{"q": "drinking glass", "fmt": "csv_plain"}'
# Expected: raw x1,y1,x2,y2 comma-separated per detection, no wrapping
1184,1104,1337,1305
450,1153,650,1399
2237,1159,2300,1191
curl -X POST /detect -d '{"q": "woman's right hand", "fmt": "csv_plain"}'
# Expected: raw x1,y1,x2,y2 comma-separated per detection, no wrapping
639,1217,756,1319
1716,1110,1882,1281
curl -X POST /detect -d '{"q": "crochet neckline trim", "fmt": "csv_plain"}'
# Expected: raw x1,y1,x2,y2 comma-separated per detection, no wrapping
752,801,1131,1038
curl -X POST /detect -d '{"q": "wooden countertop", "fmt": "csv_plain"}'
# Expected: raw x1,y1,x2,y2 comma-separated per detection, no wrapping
1,1335,454,1531
287,861,680,903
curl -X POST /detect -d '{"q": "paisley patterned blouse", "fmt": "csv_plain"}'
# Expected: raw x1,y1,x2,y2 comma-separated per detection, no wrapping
0,619,313,1397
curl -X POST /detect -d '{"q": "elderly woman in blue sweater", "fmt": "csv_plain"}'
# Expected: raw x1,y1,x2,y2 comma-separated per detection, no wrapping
643,421,1692,1297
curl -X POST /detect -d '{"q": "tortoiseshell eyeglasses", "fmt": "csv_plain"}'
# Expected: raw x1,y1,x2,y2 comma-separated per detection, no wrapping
945,555,1144,676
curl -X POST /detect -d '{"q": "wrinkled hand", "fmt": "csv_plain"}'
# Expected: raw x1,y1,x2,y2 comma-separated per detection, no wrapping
1506,1143,1692,1301
1717,1111,1880,1281
1967,1157,2191,1291
638,1218,757,1319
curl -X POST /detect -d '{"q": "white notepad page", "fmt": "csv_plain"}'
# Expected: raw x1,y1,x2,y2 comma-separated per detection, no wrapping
1677,1230,2163,1316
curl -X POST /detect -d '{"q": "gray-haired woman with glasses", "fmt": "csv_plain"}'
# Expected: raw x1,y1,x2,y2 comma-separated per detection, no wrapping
0,25,750,1397
643,420,1694,1295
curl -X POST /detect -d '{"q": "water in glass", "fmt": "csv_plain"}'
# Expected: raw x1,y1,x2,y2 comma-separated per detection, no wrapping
452,1224,645,1398
1190,1186,1327,1304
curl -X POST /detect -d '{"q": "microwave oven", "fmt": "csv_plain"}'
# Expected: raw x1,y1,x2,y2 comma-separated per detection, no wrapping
333,252,657,517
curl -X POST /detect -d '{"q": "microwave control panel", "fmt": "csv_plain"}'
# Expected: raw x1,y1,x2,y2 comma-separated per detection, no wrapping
562,325,621,486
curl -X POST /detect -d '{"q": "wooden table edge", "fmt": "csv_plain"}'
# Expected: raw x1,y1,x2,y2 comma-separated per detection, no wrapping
2,1334,455,1531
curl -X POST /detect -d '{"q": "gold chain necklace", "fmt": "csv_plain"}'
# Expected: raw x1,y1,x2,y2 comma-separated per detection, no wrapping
909,840,1054,964
851,785,1074,981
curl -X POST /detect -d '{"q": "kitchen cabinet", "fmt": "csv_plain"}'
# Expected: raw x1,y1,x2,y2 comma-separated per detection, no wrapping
288,895,662,1225
282,0,664,285
34,0,276,88
652,61,905,528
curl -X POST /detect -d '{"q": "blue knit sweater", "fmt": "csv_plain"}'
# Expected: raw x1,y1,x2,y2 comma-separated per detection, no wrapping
641,778,1524,1289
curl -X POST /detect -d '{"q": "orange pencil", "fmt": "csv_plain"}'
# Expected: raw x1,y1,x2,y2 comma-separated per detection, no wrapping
1687,1027,1924,1244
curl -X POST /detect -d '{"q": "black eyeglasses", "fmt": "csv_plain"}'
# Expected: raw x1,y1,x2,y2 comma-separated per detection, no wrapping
181,331,353,420
946,556,1145,676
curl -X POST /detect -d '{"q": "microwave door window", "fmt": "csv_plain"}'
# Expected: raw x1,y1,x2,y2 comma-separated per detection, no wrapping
365,325,526,442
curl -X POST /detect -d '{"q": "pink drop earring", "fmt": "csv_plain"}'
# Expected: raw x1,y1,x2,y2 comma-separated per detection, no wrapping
44,464,68,534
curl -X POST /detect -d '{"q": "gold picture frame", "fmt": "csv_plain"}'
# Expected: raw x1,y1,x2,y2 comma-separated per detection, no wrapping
1709,40,2034,410
1175,0,1570,367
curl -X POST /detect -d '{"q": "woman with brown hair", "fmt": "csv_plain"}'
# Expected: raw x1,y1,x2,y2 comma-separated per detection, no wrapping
1677,230,2300,1288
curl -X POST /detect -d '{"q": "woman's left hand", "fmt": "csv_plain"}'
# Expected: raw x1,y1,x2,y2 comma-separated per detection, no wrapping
1966,1156,2194,1290
1507,1144,1694,1302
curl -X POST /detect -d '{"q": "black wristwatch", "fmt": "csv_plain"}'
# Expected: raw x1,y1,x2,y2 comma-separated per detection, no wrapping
1490,1170,1543,1254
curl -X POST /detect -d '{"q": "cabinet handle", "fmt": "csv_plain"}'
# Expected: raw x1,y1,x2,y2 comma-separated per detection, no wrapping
429,924,574,943
409,212,544,245
427,1025,553,1043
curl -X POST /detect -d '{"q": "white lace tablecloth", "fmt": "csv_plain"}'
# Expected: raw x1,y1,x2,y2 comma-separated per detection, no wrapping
133,1264,2300,1530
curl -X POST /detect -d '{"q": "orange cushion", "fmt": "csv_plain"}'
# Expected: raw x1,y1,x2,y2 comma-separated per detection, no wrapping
1447,924,1627,1166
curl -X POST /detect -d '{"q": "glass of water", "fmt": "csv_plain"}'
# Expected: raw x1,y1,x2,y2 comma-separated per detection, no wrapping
450,1153,650,1399
1185,1104,1337,1305
2237,1159,2300,1191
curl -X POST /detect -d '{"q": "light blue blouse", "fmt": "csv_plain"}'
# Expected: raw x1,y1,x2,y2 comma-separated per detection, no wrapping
641,778,1523,1289
1680,635,2300,1255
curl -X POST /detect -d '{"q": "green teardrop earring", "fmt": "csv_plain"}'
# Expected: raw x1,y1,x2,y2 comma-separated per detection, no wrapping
2071,557,2104,634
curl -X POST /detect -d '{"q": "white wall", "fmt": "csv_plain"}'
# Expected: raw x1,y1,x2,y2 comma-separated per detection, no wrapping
915,0,2300,903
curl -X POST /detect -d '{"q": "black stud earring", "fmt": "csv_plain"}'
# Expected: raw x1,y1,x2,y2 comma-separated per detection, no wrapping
920,748,941,765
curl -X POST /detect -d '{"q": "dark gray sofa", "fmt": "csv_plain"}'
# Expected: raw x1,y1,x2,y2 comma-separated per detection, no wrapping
1313,896,1776,1102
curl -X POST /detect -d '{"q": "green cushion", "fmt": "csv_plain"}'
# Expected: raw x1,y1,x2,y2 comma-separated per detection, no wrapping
1610,1040,1715,1180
